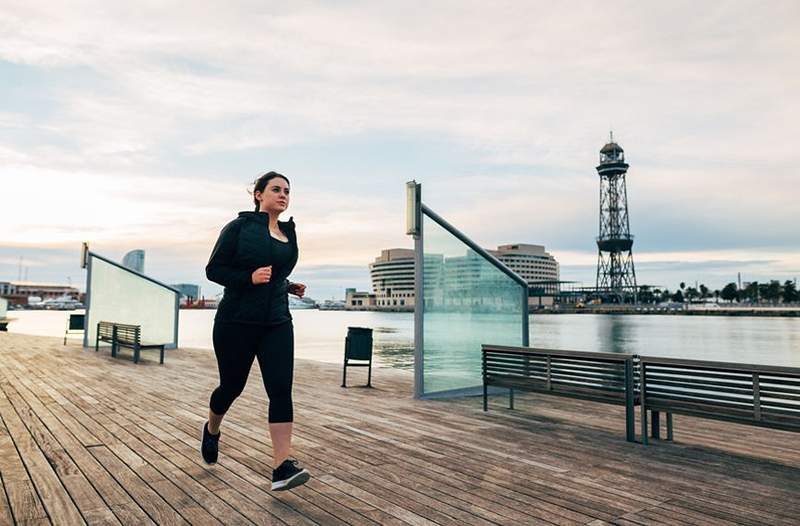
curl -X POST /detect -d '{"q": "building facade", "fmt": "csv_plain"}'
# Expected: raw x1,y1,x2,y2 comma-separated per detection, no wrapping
352,244,559,311
490,244,560,307
345,289,377,309
0,281,81,306
172,283,201,304
369,248,415,310
122,250,145,273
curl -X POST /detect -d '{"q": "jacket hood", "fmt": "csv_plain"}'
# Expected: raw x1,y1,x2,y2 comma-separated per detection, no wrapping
237,211,295,229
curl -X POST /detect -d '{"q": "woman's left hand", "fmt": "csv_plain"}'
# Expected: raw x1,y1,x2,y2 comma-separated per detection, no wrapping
289,282,307,298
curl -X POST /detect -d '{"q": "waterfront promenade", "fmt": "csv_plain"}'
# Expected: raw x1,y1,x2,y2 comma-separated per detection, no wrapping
0,332,798,525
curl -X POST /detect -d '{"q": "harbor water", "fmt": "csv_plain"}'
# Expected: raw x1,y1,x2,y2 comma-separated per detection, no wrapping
5,309,800,368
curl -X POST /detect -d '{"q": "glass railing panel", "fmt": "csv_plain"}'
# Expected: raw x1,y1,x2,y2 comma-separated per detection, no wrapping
85,255,178,347
421,213,525,396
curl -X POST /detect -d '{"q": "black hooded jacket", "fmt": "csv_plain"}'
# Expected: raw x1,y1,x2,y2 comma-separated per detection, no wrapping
206,211,298,325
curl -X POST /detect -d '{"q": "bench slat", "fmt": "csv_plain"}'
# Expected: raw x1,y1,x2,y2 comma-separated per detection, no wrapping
485,363,628,386
641,357,800,445
646,378,756,396
484,344,634,362
484,346,637,442
647,386,755,405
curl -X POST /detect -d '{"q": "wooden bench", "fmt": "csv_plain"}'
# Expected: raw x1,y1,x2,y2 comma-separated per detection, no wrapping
95,321,166,364
482,345,639,442
640,357,800,444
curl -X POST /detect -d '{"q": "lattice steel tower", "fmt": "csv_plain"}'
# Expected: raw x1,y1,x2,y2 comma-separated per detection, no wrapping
595,133,637,301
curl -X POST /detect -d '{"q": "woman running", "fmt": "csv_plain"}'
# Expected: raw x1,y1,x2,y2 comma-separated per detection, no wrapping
201,171,310,491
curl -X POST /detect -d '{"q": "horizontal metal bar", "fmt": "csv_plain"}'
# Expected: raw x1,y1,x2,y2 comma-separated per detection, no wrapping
421,204,528,288
640,356,800,376
89,252,181,293
487,377,629,397
485,356,624,372
758,378,800,387
645,374,755,391
644,368,753,382
759,400,800,411
646,378,755,395
646,388,754,406
483,345,634,362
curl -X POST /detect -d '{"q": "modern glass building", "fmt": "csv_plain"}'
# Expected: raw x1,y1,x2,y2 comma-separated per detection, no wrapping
368,244,559,310
172,283,201,303
122,249,145,273
369,249,415,309
491,244,559,306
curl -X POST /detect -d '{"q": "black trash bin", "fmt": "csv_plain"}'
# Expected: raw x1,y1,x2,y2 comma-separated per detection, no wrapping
341,326,373,388
64,313,85,345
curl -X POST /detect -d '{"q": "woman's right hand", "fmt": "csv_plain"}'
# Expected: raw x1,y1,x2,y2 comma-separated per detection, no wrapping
251,266,272,285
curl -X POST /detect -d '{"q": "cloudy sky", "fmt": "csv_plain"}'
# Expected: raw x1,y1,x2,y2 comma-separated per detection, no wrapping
1,1,798,299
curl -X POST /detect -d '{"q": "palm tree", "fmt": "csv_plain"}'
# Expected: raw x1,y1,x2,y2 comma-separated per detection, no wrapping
699,284,710,301
744,281,759,303
721,282,738,302
783,280,798,303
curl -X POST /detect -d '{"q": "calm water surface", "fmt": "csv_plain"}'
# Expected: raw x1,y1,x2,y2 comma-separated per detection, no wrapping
6,309,800,368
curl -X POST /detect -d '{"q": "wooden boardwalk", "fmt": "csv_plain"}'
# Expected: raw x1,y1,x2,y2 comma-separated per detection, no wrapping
1,332,799,525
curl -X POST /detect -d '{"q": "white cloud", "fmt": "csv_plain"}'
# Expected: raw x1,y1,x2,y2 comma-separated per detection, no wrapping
1,1,798,288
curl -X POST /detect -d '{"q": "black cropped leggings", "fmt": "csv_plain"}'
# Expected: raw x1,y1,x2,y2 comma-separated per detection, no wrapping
209,321,294,423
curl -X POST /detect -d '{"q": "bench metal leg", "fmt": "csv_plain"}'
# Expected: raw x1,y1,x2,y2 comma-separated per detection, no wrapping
651,410,661,439
483,383,488,411
641,404,649,445
624,360,635,443
666,413,673,441
366,358,372,388
341,361,347,388
133,344,140,364
508,388,514,410
625,404,635,443
159,346,165,365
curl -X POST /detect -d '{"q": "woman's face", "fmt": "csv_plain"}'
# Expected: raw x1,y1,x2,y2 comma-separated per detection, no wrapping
256,177,290,215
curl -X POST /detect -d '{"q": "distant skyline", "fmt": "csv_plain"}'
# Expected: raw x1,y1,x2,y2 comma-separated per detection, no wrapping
2,2,799,300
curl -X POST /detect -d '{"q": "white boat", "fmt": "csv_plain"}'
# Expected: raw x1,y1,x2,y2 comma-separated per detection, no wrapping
41,295,83,310
318,300,346,311
289,297,318,310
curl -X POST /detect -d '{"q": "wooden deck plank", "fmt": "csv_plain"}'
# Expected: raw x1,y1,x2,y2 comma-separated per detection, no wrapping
2,332,800,526
0,472,15,526
51,354,564,520
112,374,600,524
31,361,339,526
75,348,800,524
0,380,84,525
0,410,49,523
88,446,187,526
0,378,122,526
25,370,288,526
48,358,468,526
5,379,158,526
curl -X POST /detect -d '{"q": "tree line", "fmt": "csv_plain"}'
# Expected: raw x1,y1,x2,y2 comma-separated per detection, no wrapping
638,280,799,304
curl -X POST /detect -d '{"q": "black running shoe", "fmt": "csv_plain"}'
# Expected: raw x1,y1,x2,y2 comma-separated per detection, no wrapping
271,459,310,491
201,422,220,464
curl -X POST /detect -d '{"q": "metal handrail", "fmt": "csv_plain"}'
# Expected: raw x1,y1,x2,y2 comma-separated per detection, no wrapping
421,204,528,289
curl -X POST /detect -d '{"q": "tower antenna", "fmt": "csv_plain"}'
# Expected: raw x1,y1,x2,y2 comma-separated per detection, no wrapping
595,133,637,303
